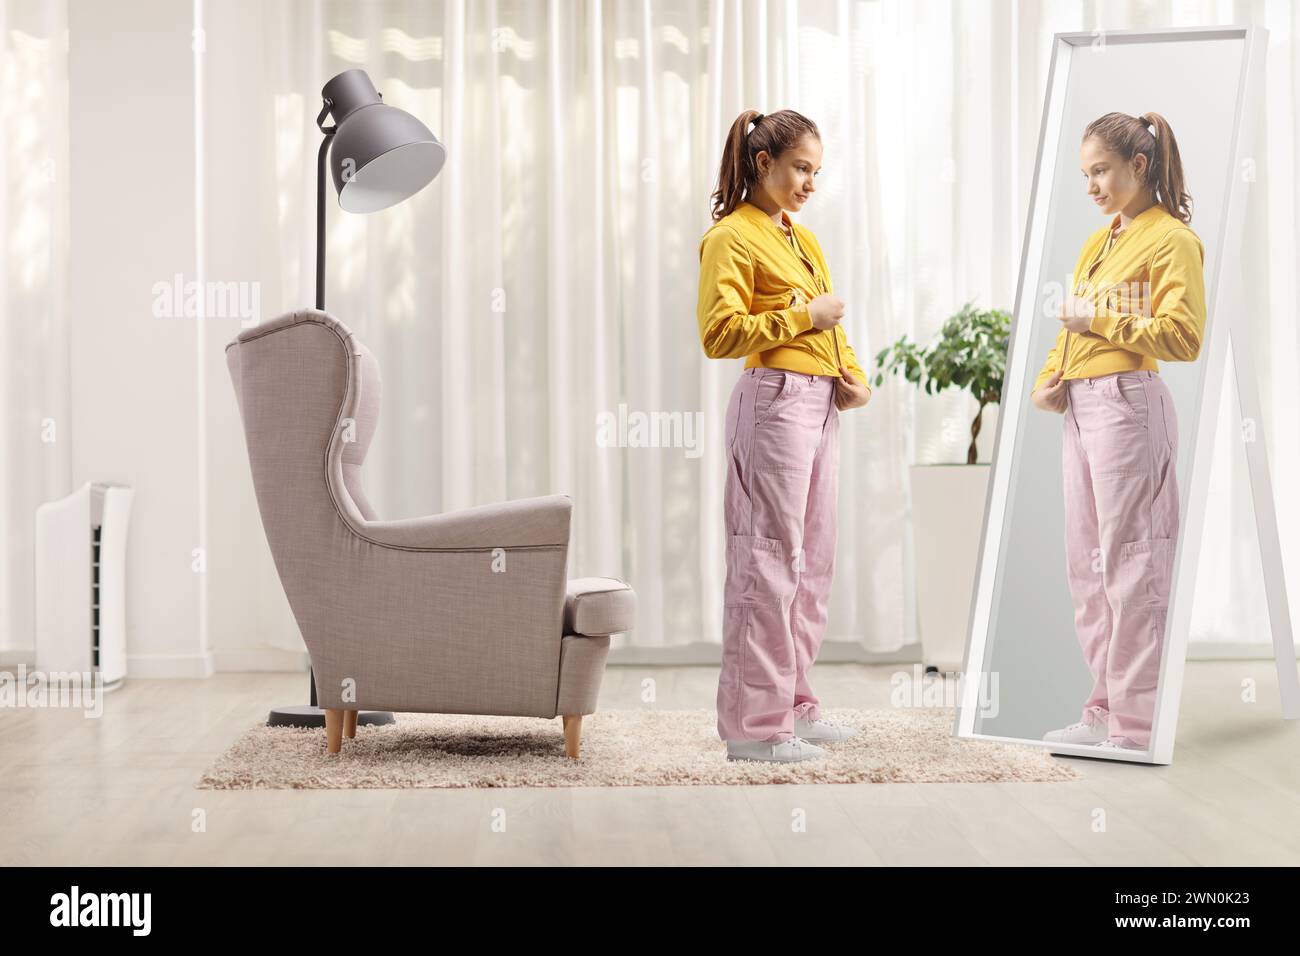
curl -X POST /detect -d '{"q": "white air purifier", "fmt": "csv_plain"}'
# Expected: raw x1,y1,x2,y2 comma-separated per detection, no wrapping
35,481,133,688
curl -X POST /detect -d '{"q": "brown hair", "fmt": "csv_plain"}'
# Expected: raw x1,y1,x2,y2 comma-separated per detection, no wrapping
1083,111,1192,223
710,109,820,221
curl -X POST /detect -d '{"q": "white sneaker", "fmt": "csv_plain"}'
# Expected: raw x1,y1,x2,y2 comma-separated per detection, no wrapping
1042,709,1109,745
794,715,858,741
1096,738,1146,752
726,736,827,763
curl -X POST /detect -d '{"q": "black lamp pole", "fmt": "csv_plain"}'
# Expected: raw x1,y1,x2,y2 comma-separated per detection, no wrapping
315,120,333,310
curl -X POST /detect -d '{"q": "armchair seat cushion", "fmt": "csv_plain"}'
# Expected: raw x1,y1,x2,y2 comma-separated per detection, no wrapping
564,577,636,636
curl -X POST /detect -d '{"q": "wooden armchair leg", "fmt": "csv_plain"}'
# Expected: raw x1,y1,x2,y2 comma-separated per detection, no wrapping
325,708,343,754
343,710,358,739
562,714,583,759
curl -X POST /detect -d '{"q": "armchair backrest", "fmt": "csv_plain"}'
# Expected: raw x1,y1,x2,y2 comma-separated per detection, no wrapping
226,310,376,553
225,310,571,718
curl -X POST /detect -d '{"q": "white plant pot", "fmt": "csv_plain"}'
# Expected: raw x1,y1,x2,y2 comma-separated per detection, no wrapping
910,463,991,672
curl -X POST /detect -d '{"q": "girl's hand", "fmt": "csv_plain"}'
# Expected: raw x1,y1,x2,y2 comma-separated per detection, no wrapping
835,366,872,410
1031,371,1068,413
1059,294,1094,333
809,294,845,330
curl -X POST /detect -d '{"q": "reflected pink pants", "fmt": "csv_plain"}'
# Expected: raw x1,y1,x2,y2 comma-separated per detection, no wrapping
1063,370,1179,748
718,367,839,742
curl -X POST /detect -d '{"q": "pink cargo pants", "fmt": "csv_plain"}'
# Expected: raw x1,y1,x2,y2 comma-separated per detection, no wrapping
718,367,840,742
1063,369,1179,748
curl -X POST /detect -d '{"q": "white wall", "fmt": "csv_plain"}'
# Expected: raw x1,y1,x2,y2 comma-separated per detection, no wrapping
67,0,211,677
200,0,309,673
63,0,313,677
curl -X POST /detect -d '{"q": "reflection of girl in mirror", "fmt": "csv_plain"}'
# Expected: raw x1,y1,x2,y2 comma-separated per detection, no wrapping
696,109,873,763
1030,112,1207,752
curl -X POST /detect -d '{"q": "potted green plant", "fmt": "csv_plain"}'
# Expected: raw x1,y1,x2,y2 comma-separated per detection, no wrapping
873,302,1011,672
873,301,1010,465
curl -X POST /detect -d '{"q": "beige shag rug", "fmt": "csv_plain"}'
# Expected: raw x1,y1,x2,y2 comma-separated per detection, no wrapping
196,708,1079,789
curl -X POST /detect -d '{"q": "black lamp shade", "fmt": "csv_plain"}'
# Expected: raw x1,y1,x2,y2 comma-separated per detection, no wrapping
321,69,445,214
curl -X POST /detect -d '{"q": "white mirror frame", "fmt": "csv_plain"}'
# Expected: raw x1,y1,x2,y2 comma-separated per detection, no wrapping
954,25,1297,765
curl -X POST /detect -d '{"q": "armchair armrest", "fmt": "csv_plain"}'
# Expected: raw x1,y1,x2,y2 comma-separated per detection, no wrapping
356,494,572,551
564,577,636,636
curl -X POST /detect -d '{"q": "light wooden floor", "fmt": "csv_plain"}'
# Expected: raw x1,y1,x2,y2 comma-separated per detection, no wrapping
1,662,1297,866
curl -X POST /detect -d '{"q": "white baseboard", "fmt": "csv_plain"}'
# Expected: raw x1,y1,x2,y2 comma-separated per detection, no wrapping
125,652,215,679
0,649,35,668
210,647,309,672
1186,642,1290,660
608,639,925,666
22,638,1275,678
607,640,1288,667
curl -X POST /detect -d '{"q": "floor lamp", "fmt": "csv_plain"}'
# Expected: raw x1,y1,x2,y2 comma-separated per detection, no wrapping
268,68,447,729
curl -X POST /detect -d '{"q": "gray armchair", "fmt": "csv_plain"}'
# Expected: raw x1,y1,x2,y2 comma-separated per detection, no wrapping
225,310,634,757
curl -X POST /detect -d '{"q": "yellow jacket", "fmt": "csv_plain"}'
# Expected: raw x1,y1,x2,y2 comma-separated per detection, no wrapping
697,200,869,387
1033,204,1206,393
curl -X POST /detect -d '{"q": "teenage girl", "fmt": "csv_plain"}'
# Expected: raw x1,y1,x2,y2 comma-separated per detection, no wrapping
697,109,872,763
1031,112,1207,751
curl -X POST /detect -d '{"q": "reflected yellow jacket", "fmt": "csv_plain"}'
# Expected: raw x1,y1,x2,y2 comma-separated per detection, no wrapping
1033,204,1206,393
697,200,869,387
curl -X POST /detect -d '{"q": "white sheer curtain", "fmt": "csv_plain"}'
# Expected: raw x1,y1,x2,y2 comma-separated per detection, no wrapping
212,0,914,654
204,0,1297,658
1197,1,1300,653
0,0,68,656
3,2,1291,666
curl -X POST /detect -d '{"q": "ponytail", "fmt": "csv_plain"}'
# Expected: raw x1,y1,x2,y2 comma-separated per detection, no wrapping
710,109,820,221
1083,111,1192,223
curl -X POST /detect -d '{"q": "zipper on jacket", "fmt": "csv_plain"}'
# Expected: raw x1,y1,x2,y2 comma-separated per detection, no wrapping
1064,223,1122,377
785,223,842,373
